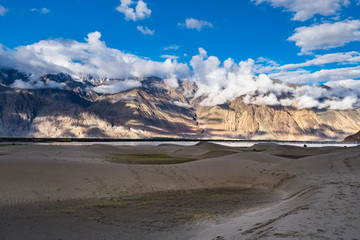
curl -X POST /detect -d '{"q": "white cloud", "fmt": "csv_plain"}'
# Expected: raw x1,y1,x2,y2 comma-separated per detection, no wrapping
10,79,35,89
10,79,66,90
160,55,179,60
0,31,190,80
1,34,359,110
163,45,180,51
178,18,213,31
269,66,360,83
116,0,151,21
189,48,359,109
190,48,291,106
0,5,8,16
31,8,50,14
92,79,141,94
325,79,360,90
137,26,154,35
288,20,360,54
252,0,350,21
279,51,360,70
255,57,280,73
172,101,190,108
164,76,179,88
255,51,360,86
41,8,50,14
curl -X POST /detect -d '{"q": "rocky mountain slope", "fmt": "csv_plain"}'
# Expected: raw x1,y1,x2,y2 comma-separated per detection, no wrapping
1,69,360,140
344,131,360,142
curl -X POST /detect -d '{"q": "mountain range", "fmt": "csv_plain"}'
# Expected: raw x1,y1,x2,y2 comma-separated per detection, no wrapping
1,69,359,141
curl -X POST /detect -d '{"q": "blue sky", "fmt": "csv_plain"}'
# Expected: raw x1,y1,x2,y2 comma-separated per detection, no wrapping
0,0,360,109
0,0,296,63
0,0,358,64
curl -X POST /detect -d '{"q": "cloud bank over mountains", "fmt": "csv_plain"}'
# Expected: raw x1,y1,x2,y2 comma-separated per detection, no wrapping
0,32,189,81
0,32,359,110
190,48,359,110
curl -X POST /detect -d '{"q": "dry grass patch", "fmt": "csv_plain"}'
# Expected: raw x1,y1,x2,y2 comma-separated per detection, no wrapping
106,154,196,164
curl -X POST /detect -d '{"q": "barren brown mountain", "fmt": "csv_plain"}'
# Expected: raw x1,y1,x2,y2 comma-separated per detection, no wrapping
344,130,360,142
1,69,360,140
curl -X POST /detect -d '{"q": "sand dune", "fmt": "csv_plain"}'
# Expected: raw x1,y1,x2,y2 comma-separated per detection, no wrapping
0,143,359,239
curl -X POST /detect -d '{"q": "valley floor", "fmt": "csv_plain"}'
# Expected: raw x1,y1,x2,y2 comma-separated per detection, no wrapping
0,142,359,239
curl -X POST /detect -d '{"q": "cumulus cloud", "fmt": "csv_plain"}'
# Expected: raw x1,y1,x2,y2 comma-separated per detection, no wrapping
0,31,190,81
288,20,360,54
295,83,359,110
163,45,180,51
137,26,154,35
0,5,8,16
116,0,151,21
252,0,350,21
31,8,50,14
178,18,213,31
189,48,359,109
190,49,291,106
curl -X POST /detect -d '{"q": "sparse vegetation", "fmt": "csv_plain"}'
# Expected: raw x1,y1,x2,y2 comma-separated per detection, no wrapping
241,148,267,153
0,144,12,147
193,212,219,223
106,154,196,164
81,198,126,209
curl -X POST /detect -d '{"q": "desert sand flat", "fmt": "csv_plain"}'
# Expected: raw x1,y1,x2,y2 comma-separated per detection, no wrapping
0,142,359,239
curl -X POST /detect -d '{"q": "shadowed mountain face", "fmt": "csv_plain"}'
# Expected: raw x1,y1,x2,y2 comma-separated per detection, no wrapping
344,131,360,142
1,69,360,140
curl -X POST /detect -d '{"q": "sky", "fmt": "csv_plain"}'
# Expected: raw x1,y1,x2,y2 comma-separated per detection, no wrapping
0,0,360,109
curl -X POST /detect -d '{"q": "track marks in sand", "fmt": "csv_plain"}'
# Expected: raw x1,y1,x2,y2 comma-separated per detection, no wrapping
241,204,310,239
178,166,206,186
241,186,317,239
327,154,358,173
342,159,354,171
282,186,320,202
271,173,296,190
153,166,205,187
167,167,188,184
153,166,174,179
127,166,145,190
244,177,360,239
341,153,359,172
